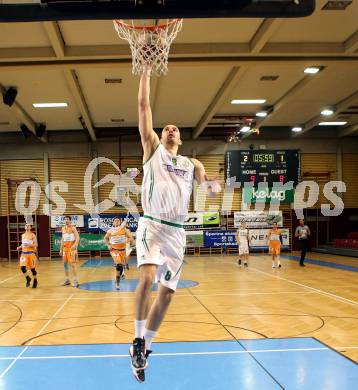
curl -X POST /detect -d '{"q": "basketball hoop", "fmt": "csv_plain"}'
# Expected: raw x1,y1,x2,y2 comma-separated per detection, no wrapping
113,19,183,76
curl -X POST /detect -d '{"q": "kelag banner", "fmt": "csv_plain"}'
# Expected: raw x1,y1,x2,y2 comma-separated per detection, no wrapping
52,233,107,251
243,187,294,204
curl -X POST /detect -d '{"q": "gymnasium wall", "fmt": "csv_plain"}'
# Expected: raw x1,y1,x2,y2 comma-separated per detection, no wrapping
0,137,358,259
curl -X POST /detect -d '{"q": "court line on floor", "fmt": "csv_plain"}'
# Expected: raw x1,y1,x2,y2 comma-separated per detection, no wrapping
0,291,314,302
0,346,357,361
0,293,74,380
0,274,21,285
250,267,358,306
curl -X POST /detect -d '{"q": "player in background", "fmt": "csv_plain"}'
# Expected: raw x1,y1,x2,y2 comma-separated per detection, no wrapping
267,222,282,269
60,216,80,287
104,218,134,289
236,222,251,267
17,224,38,288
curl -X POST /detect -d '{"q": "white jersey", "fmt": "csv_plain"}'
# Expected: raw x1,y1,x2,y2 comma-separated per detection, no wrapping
237,228,249,243
142,144,194,225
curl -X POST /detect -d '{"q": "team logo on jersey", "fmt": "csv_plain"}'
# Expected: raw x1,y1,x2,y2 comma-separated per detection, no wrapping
172,157,177,166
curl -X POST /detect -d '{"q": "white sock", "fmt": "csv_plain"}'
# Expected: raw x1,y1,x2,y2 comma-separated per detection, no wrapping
143,328,157,350
134,320,147,339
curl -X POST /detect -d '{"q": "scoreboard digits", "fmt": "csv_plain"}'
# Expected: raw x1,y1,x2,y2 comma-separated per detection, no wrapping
226,150,300,185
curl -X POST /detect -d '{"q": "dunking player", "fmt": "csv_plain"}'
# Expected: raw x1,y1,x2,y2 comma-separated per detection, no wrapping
17,223,38,288
104,218,134,289
59,216,80,287
267,222,283,269
130,66,221,382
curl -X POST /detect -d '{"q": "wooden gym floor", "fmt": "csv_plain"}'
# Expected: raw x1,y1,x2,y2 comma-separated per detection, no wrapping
0,251,357,364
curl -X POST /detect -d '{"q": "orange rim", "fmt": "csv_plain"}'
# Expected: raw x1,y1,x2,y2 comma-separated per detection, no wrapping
113,19,182,31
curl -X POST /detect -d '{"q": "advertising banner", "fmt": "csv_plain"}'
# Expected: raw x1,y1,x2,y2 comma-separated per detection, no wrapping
234,211,283,228
52,233,107,252
243,187,294,204
85,214,139,232
184,212,220,230
51,215,84,228
204,230,238,248
186,231,204,247
249,228,290,248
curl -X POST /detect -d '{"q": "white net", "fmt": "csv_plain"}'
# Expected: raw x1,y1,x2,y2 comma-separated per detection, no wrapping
113,19,183,76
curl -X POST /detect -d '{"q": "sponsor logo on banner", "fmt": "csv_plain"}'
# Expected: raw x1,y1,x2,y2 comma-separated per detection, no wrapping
249,228,290,248
186,231,204,247
85,214,139,232
52,233,107,251
204,230,237,248
184,212,220,230
234,211,283,228
243,187,294,204
50,215,84,228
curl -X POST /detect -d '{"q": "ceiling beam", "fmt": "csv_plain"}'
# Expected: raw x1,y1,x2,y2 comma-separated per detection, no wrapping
257,71,326,129
344,30,358,53
43,21,65,58
295,90,358,137
0,83,47,142
192,66,247,139
249,19,282,53
338,122,358,137
1,42,358,64
63,69,97,141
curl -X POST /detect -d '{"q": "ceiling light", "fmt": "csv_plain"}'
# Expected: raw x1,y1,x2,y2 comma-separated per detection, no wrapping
256,111,268,118
319,121,347,126
33,103,68,108
304,67,321,74
231,99,266,105
321,108,335,116
240,126,251,133
292,127,303,132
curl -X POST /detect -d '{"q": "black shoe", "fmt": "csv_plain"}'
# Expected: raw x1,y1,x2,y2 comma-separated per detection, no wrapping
238,259,242,266
32,279,38,288
278,264,282,268
130,338,147,382
244,262,248,267
126,264,129,270
26,275,31,287
300,263,305,267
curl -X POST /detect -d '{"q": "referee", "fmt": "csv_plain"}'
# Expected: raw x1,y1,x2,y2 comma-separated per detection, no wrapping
295,219,311,267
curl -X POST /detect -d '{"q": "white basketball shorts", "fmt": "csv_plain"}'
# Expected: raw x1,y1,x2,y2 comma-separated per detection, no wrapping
136,216,186,291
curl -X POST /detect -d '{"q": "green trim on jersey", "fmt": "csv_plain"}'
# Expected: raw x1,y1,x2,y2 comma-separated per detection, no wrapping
143,142,160,166
143,214,184,229
148,163,154,204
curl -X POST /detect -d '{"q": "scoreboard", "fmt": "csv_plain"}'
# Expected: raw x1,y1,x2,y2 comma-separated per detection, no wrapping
226,150,300,185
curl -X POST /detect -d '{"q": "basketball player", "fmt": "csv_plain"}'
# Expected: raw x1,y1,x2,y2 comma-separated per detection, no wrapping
236,222,250,267
104,218,134,289
59,216,80,287
17,224,38,288
130,66,221,382
123,219,134,274
295,219,310,266
267,222,282,269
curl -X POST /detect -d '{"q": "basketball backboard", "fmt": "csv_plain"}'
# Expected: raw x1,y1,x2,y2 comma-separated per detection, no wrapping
0,0,315,22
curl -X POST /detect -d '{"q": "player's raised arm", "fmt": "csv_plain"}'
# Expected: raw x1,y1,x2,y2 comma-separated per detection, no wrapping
191,158,221,197
138,67,160,161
